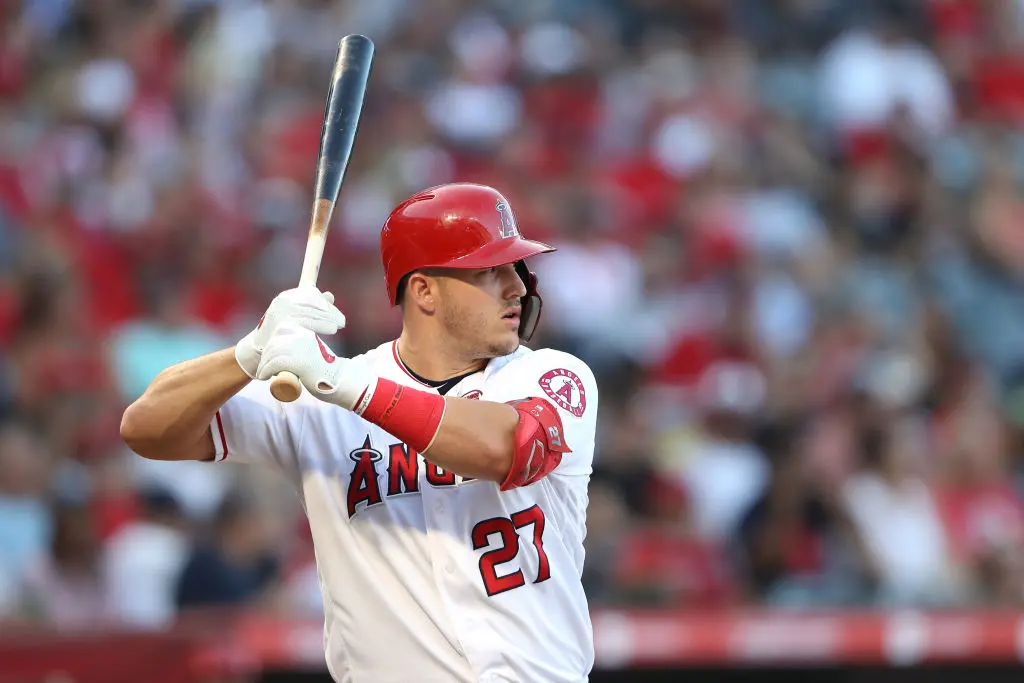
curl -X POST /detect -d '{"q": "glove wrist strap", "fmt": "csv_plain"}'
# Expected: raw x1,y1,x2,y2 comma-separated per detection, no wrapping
356,378,446,453
234,334,260,379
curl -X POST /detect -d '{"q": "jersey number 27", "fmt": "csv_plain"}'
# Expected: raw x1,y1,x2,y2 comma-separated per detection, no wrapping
471,505,550,597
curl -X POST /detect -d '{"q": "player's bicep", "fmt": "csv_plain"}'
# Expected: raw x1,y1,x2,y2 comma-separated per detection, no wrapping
500,396,571,490
496,352,598,485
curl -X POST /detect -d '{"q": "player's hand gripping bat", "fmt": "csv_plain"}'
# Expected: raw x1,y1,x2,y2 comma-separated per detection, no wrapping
269,35,374,403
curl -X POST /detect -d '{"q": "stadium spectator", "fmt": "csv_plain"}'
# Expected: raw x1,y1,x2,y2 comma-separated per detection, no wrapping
1,0,1024,622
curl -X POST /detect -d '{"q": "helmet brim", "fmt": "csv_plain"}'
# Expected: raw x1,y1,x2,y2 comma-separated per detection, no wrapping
437,237,555,270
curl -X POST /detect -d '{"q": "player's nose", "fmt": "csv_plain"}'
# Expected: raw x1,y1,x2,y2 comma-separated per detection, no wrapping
501,264,526,299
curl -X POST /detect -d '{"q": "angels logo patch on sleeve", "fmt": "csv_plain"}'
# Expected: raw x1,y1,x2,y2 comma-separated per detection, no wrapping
538,368,587,418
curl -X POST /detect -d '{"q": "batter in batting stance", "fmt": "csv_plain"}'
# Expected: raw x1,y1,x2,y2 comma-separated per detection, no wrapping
121,183,598,683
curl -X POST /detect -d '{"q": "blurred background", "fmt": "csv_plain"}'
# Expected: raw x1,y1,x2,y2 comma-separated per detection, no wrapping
3,0,1024,681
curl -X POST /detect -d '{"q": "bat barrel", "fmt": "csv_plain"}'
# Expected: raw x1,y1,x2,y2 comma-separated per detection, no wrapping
315,35,374,203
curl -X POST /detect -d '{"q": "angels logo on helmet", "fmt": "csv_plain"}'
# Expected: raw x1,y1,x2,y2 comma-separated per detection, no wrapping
495,201,519,238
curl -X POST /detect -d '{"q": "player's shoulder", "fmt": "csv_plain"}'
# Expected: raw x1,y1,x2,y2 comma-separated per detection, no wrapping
491,345,595,381
486,345,598,419
352,341,386,366
348,339,398,376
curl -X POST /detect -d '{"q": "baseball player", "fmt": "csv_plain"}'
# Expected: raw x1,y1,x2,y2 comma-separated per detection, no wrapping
121,183,598,683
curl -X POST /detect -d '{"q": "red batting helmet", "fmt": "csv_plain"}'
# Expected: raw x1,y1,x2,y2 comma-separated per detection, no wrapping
380,183,554,341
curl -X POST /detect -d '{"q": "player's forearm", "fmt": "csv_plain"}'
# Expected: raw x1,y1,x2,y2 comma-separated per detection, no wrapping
422,398,517,482
120,347,250,460
250,336,552,484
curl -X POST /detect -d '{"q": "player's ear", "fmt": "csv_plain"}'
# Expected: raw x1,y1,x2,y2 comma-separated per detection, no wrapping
405,271,439,314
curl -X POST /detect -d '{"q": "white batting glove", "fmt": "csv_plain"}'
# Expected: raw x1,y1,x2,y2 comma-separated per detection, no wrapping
254,321,377,410
235,287,347,379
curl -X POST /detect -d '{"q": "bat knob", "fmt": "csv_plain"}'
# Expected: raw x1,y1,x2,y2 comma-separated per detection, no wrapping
270,371,303,403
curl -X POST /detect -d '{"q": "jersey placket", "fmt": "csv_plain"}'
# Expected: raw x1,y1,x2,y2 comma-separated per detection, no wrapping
419,466,484,672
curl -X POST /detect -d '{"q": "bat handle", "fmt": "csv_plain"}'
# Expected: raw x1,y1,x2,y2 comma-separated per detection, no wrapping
268,233,328,402
269,371,303,403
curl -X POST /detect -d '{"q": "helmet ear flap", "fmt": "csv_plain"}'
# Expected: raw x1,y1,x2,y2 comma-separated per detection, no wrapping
515,261,543,342
520,292,542,342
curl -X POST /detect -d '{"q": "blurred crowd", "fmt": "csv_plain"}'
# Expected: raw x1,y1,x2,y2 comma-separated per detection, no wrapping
3,0,1024,632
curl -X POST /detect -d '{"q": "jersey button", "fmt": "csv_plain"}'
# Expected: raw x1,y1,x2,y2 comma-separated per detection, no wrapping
445,563,456,574
434,501,444,513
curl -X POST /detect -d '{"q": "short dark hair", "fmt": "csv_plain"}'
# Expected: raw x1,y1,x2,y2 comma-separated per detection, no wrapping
395,273,412,307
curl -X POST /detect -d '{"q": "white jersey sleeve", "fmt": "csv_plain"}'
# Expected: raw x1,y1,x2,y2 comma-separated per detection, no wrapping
209,379,308,474
485,348,598,479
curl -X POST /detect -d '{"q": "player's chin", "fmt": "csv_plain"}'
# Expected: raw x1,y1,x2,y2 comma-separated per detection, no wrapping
491,330,520,356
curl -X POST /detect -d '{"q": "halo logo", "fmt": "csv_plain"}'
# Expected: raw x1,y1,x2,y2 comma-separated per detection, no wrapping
496,201,519,238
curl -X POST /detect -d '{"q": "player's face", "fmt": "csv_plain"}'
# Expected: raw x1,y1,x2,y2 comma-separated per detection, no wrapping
435,264,526,359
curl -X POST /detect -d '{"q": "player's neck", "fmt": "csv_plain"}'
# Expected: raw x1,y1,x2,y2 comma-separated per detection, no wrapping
395,331,486,383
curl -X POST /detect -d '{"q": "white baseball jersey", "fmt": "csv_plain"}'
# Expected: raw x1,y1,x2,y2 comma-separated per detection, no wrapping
209,340,597,683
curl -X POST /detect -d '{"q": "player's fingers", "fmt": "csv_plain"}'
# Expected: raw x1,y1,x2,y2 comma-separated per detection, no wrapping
304,319,341,336
265,321,305,344
255,355,287,381
318,292,346,326
281,288,333,312
289,312,345,333
290,300,334,315
255,337,298,380
291,300,346,327
284,317,335,335
301,301,346,326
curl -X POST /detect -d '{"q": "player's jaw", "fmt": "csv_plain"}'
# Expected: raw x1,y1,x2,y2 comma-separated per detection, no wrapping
448,297,521,360
437,266,524,359
479,265,525,356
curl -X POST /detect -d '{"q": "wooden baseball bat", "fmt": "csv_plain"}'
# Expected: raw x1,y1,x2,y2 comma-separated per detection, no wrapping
269,35,374,403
